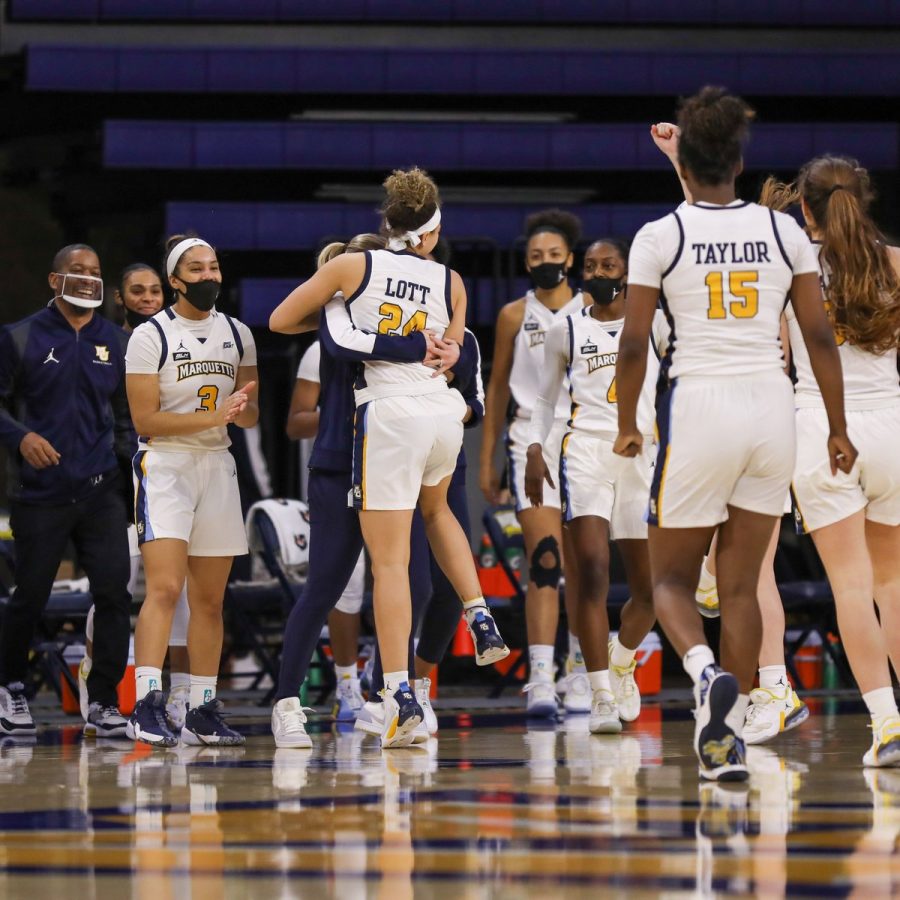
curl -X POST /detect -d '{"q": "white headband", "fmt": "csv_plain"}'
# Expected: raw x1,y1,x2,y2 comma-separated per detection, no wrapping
166,238,214,278
387,207,442,251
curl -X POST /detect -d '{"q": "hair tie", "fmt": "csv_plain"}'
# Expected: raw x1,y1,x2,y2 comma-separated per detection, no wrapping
828,184,848,196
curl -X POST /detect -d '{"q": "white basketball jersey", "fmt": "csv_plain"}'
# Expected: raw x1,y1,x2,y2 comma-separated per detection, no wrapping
787,246,900,409
347,249,452,404
134,308,247,452
509,290,586,420
565,307,668,438
628,201,820,379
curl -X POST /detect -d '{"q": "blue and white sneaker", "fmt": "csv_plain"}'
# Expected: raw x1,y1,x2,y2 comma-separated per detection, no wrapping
182,698,245,746
333,677,365,723
465,606,510,666
126,690,178,747
380,683,423,749
694,666,748,782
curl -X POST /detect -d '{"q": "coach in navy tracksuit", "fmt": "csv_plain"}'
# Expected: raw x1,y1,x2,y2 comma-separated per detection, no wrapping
0,244,134,737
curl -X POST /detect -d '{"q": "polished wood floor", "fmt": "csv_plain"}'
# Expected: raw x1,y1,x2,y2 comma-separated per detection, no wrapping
0,697,897,898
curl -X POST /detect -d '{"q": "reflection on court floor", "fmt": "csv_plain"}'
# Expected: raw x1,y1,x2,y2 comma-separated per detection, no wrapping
0,702,896,898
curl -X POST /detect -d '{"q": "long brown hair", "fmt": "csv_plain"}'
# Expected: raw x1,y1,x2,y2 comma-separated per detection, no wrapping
760,157,900,353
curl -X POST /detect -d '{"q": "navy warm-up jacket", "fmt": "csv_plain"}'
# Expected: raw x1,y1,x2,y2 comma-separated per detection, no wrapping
0,302,135,505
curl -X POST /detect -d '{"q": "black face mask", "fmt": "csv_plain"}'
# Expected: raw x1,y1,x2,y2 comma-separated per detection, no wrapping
178,279,220,312
584,276,623,307
529,262,567,291
125,307,155,329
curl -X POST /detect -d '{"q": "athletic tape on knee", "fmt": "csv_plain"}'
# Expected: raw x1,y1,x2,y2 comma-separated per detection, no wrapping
529,535,561,589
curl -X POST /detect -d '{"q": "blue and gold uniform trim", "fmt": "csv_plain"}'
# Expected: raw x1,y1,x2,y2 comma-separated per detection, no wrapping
559,431,574,523
789,482,810,535
350,402,370,510
131,450,154,545
504,430,523,514
647,381,676,528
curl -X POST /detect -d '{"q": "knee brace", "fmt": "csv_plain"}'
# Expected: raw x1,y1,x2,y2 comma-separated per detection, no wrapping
529,536,562,589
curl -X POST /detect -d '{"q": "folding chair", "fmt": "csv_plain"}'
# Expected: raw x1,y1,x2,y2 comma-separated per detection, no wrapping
226,499,332,705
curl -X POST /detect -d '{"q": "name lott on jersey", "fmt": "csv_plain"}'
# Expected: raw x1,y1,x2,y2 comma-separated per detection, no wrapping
385,277,431,305
176,360,235,381
691,241,772,266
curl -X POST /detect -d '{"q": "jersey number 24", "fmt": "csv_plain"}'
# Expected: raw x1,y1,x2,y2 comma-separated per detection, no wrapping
377,302,428,336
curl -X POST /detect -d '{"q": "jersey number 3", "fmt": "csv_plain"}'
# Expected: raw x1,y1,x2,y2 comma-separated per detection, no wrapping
705,271,759,320
196,385,219,412
377,302,428,336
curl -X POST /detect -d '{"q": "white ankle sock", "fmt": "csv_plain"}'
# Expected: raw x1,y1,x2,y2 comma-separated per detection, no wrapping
610,636,637,670
683,645,716,686
863,686,899,725
462,597,487,622
568,632,586,673
759,665,788,691
588,670,611,693
190,676,217,709
170,671,190,693
335,664,358,681
384,670,409,693
529,644,554,682
135,666,163,701
725,693,750,734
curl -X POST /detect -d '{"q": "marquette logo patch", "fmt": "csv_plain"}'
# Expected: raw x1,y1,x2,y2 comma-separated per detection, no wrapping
529,331,546,348
587,352,617,374
177,360,235,381
94,344,110,363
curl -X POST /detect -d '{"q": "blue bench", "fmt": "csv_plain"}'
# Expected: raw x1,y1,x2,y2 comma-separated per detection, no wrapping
105,120,900,172
10,0,900,25
166,201,674,252
27,45,900,96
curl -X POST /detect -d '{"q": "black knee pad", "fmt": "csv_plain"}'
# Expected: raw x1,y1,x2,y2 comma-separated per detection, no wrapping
529,535,561,589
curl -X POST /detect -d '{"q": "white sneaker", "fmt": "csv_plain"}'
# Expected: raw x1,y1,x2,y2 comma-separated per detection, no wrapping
562,672,591,714
589,689,622,734
84,702,128,738
0,683,36,736
523,680,558,718
166,685,190,732
354,700,384,736
863,716,900,768
609,645,642,722
271,697,313,749
695,583,720,619
333,677,365,722
416,678,438,736
743,685,809,745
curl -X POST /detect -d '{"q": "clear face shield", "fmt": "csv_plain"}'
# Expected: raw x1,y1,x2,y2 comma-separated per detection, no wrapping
54,273,104,309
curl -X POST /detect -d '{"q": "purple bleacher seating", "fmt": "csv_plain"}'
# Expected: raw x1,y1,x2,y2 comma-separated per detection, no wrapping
105,120,900,172
167,202,675,252
27,46,900,96
9,0,900,24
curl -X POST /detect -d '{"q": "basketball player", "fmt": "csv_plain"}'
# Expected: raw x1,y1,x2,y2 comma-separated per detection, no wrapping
80,264,193,731
768,158,900,767
613,87,854,781
125,235,258,747
651,121,809,745
271,233,441,749
480,210,590,718
271,167,509,748
525,238,665,733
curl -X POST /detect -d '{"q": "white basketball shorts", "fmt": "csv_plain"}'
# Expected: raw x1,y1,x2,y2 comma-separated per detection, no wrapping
793,404,900,533
133,448,248,556
560,431,653,540
351,389,466,511
506,417,567,513
648,373,795,529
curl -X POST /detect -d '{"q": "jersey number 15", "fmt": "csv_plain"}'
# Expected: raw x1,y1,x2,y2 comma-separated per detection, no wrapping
705,270,759,320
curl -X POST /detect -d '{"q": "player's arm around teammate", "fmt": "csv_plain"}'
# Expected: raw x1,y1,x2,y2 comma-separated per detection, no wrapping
126,236,257,748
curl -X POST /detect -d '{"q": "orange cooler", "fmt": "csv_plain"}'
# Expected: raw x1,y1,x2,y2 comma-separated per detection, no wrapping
62,639,136,715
